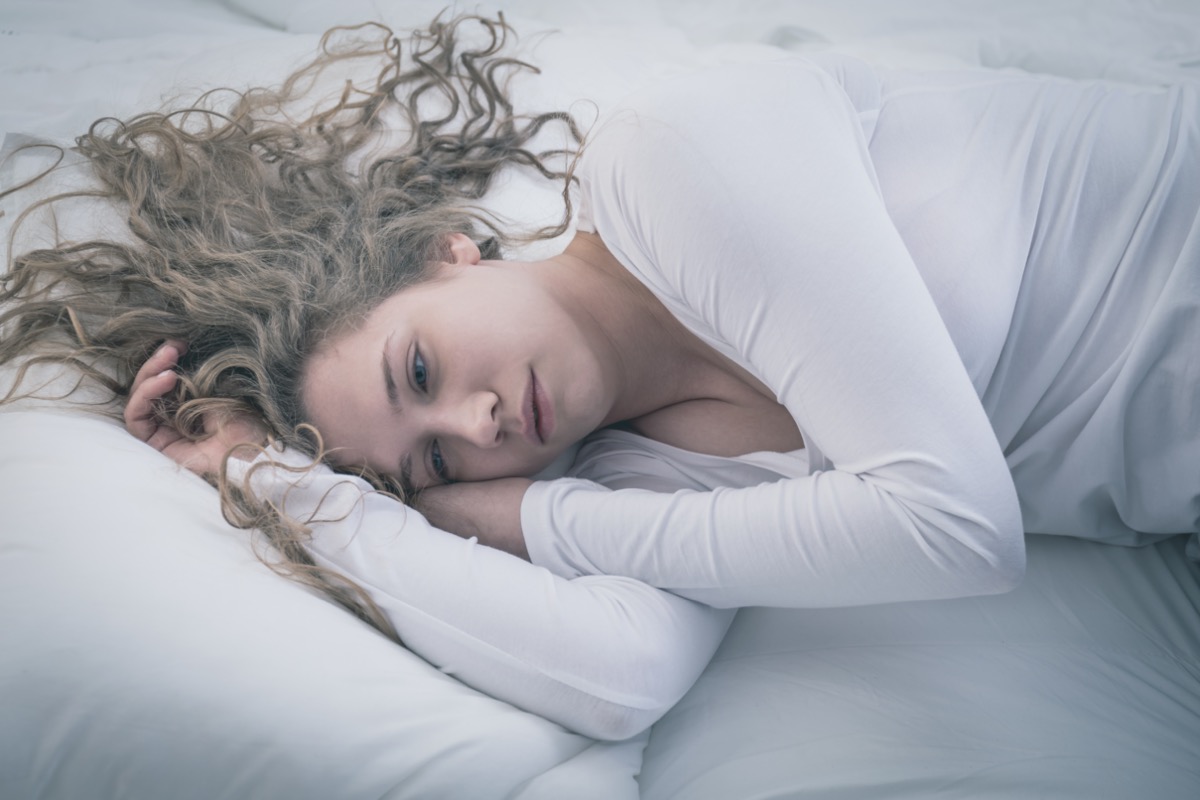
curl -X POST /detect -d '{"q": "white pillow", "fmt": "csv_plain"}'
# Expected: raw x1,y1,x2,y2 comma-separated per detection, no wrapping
0,408,649,798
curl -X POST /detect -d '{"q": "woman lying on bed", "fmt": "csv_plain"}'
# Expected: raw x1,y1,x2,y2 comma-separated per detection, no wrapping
4,12,1197,738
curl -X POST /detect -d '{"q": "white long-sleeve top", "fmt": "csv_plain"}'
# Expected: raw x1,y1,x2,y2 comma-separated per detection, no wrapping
523,53,1200,604
525,56,1026,608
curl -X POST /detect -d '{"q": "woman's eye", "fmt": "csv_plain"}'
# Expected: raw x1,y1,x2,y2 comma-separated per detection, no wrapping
413,349,428,390
431,440,450,482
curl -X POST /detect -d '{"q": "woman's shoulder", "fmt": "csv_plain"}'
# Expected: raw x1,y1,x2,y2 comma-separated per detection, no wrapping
579,53,873,181
604,56,842,124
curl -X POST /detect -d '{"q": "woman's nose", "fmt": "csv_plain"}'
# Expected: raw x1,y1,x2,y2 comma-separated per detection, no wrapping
445,390,501,449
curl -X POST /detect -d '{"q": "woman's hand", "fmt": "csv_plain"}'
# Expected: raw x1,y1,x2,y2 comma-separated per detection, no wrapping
415,478,533,560
124,340,268,476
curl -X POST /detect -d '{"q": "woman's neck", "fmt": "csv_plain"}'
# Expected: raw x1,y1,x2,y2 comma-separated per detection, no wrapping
543,231,710,428
535,231,805,457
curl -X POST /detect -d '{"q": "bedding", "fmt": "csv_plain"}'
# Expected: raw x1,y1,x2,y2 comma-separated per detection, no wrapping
642,532,1200,798
3,1,1199,798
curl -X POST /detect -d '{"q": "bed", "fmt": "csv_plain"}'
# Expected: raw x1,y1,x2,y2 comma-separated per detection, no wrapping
2,1,1199,798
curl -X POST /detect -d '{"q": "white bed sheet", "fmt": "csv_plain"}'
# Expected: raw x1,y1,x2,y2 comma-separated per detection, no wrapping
3,1,1200,798
642,533,1200,798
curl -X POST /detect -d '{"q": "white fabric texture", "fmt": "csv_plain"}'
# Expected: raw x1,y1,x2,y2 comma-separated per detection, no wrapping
640,532,1200,799
522,54,1200,604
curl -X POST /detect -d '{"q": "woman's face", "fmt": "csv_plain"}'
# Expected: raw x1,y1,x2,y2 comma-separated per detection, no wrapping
302,237,614,492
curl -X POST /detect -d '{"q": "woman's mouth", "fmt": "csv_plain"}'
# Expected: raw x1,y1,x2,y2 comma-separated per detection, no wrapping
525,370,555,445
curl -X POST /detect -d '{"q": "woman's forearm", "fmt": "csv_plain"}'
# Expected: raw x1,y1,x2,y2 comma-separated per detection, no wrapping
522,467,1023,609
226,448,733,741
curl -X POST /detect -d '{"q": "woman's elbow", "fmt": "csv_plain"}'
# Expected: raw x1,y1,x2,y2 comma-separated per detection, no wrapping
564,676,677,741
963,500,1027,596
915,482,1026,598
960,465,1027,595
580,628,721,740
979,529,1026,595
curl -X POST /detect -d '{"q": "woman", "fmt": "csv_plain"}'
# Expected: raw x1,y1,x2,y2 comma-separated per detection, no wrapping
6,11,1198,733
134,39,1200,608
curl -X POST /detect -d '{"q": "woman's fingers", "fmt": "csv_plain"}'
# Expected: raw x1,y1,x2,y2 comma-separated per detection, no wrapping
125,369,179,442
130,339,186,392
125,340,188,441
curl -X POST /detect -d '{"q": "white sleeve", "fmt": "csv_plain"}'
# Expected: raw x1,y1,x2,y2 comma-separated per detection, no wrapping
522,60,1025,609
226,449,733,742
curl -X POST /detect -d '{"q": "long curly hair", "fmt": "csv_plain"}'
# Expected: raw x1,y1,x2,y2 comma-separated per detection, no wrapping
0,13,582,639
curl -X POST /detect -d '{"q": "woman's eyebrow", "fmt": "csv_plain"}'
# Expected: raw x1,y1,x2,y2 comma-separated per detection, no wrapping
382,337,400,409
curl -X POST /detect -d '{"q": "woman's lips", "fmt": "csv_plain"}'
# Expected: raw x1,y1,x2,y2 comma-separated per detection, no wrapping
532,371,555,443
523,370,555,445
522,373,539,444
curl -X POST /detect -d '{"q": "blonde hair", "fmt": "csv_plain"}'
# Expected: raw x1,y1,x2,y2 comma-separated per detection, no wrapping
0,13,582,639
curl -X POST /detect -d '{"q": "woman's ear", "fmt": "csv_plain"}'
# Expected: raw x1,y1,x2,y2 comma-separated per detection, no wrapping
445,233,482,266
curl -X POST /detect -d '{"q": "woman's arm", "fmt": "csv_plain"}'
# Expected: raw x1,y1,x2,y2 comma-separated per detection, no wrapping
520,59,1025,608
226,450,732,741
